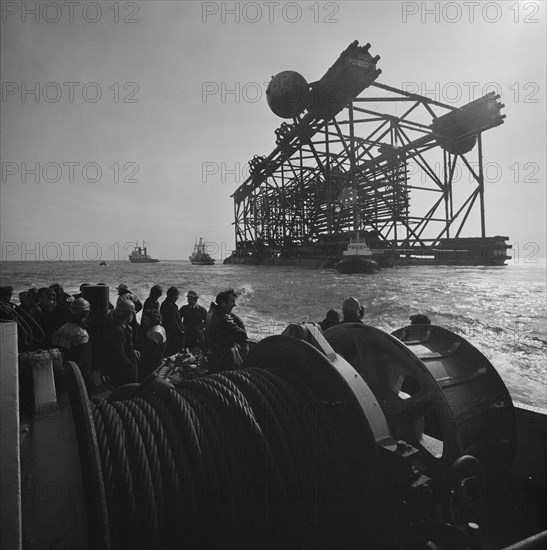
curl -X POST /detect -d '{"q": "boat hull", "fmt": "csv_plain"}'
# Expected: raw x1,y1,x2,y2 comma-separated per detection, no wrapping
189,237,215,265
223,254,261,265
336,257,378,274
129,258,159,263
189,259,215,265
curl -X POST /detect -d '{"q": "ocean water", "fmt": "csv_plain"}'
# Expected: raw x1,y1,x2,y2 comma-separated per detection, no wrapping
1,259,546,408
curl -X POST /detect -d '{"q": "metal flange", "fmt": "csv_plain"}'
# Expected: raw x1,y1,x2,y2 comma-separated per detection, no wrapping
323,322,464,475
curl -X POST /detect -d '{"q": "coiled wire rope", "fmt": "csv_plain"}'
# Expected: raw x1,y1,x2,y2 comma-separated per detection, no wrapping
89,366,369,550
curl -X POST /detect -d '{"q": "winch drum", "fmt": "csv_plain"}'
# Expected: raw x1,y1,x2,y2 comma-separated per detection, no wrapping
323,323,517,474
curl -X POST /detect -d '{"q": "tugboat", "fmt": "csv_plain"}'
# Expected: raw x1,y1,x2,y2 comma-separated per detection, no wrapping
189,237,215,265
336,237,379,274
128,241,159,263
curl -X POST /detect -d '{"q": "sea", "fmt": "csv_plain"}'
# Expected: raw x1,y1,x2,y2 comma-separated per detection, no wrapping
1,259,546,409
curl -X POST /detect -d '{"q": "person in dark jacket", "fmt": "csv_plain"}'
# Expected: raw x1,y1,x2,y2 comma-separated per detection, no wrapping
50,283,72,308
319,309,341,331
204,289,248,373
116,283,142,345
35,287,59,347
179,290,207,352
27,287,39,306
410,314,431,325
116,283,143,312
47,283,72,333
340,297,365,324
136,308,166,380
101,299,139,388
160,286,185,357
143,284,163,312
17,291,40,317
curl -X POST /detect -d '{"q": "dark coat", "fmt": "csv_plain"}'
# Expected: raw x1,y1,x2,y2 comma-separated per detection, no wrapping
117,290,143,313
340,313,364,324
319,319,339,331
101,319,138,387
204,303,248,372
160,298,185,356
143,297,160,312
35,307,64,348
136,325,166,379
179,303,207,350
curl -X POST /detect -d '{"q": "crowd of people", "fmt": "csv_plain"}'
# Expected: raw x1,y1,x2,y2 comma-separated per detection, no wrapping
0,283,249,393
1,283,431,395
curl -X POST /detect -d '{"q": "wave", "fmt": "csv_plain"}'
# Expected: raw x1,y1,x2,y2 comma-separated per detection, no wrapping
235,283,254,297
1,260,545,407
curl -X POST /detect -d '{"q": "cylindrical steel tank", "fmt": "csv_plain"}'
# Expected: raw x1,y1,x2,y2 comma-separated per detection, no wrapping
82,284,110,323
266,70,310,119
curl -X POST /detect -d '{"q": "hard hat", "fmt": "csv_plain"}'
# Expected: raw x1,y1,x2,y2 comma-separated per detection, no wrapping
117,283,129,291
187,290,199,298
70,298,91,314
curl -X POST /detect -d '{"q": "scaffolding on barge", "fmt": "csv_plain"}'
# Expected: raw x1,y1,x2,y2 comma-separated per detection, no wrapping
226,41,511,267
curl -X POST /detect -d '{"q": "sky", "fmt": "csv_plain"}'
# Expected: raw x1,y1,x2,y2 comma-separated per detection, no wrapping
1,0,546,261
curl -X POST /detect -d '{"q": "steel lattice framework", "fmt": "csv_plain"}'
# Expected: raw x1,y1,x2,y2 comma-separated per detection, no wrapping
231,51,505,261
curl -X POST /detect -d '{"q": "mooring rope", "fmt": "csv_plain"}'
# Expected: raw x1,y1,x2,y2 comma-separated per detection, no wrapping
89,367,354,550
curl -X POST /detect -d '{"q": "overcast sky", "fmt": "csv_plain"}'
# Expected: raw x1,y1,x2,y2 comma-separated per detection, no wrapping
1,1,545,261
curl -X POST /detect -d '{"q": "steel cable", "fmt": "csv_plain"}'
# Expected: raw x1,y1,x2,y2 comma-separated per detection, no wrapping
218,370,298,488
174,385,233,544
123,400,166,541
143,390,202,543
243,368,315,489
111,401,160,549
180,375,287,541
92,397,139,550
132,397,183,546
90,366,353,549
